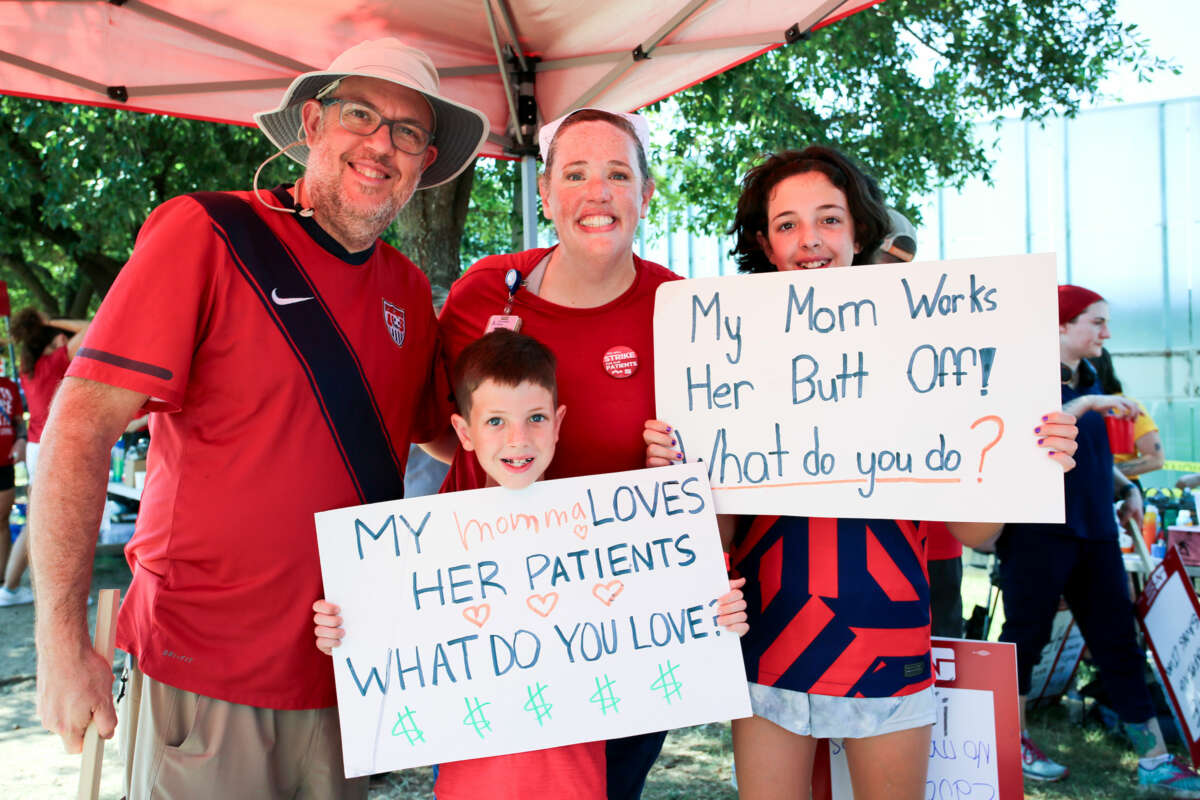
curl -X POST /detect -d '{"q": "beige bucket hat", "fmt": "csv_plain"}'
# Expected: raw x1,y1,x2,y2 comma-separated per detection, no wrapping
254,39,490,189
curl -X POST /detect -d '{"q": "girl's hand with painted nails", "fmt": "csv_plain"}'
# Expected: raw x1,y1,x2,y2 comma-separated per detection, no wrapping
312,599,345,656
1035,410,1079,472
643,419,683,468
716,577,749,636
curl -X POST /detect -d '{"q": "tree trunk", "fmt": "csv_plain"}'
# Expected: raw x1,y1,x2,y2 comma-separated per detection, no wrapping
392,159,477,293
68,278,93,318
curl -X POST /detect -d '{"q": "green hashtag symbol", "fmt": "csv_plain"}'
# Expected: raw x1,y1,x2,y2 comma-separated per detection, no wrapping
650,660,683,704
523,682,554,726
462,696,493,739
391,706,425,744
589,673,621,715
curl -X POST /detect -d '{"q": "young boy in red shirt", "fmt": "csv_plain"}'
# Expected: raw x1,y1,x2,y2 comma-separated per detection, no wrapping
313,330,747,798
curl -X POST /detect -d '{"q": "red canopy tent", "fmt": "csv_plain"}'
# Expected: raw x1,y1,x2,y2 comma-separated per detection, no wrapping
0,0,881,241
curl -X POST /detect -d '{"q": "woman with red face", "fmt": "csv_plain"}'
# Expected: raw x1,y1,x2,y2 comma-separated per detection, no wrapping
647,146,1078,800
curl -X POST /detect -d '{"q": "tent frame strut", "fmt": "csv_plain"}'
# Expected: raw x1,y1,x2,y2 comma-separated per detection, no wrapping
483,0,542,249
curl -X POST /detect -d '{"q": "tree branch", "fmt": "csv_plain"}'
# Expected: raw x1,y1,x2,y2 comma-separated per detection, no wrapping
0,252,61,312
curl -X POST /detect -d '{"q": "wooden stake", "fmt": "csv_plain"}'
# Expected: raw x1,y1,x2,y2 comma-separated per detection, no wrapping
78,589,120,800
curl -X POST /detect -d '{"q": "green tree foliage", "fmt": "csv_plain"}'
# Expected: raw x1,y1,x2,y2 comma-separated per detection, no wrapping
646,0,1174,234
0,98,299,314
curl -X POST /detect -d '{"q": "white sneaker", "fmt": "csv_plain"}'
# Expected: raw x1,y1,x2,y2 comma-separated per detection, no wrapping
0,585,34,606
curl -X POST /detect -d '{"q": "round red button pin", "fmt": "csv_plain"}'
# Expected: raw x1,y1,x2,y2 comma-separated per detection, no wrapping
603,345,638,379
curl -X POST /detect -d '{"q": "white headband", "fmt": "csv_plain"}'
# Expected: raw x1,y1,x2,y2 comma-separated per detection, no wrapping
537,107,651,162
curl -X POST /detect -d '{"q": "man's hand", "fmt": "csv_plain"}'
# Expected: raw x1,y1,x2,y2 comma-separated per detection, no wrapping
30,377,145,752
1118,488,1144,531
36,634,117,753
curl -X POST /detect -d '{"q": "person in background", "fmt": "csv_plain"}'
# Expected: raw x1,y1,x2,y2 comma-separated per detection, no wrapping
1176,473,1200,491
0,367,27,606
9,308,88,482
871,209,965,638
996,285,1200,795
3,309,86,607
1089,346,1163,487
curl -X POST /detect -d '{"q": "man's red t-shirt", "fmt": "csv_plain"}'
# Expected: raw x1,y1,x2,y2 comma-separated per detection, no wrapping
23,346,68,443
67,189,445,709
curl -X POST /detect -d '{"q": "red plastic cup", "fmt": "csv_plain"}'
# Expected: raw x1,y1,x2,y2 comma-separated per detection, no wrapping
1104,414,1135,455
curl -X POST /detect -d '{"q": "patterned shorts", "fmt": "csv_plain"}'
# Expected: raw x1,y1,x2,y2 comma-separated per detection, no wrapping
748,682,936,739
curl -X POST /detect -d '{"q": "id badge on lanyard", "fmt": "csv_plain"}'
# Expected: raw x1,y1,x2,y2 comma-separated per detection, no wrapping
485,268,523,333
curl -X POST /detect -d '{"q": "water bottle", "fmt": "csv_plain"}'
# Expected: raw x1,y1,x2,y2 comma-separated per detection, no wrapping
111,439,125,482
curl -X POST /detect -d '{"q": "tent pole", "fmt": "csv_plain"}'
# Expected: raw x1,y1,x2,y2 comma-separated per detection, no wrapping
521,155,539,250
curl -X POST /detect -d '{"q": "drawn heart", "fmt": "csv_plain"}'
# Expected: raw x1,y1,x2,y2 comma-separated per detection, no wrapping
592,580,624,607
573,523,589,540
462,604,491,628
526,592,559,618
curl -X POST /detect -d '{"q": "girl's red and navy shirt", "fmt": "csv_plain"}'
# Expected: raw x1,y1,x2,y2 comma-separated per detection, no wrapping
733,515,933,698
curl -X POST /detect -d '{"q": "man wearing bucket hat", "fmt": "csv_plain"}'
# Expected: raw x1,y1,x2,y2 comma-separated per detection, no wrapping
30,39,487,798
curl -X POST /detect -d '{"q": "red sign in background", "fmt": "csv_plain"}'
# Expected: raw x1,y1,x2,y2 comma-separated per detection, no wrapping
811,638,1023,800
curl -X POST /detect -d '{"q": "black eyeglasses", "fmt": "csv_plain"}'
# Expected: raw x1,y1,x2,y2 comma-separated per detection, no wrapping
319,98,433,155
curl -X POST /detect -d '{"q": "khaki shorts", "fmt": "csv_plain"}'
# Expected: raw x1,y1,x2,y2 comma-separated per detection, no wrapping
118,657,367,800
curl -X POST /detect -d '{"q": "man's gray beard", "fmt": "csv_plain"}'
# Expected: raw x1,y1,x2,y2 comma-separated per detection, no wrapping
303,164,415,246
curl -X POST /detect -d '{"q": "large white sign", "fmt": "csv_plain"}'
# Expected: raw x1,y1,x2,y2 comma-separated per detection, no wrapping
654,254,1064,522
315,462,751,778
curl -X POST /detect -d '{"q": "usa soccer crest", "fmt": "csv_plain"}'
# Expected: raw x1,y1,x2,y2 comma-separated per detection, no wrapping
383,300,406,347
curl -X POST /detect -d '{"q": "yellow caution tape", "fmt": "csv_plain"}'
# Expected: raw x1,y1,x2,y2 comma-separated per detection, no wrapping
1163,460,1200,473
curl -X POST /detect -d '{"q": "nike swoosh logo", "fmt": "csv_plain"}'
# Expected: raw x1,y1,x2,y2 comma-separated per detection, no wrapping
271,288,313,306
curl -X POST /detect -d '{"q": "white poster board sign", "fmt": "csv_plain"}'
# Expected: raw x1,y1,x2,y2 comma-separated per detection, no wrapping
1027,609,1085,707
315,462,751,778
653,254,1064,522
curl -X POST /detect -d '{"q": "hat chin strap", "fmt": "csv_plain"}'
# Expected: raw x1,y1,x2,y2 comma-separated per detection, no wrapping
252,139,315,218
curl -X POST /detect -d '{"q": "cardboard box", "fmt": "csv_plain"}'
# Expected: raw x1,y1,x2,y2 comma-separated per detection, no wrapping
1167,525,1200,566
122,458,146,487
